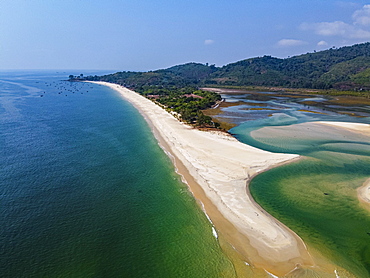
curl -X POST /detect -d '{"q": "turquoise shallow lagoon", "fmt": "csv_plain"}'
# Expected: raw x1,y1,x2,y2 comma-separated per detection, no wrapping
0,71,235,277
228,97,370,276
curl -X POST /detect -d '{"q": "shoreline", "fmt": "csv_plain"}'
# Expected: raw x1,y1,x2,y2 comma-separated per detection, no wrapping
250,120,370,212
357,178,370,208
93,81,316,276
318,121,370,136
318,121,370,209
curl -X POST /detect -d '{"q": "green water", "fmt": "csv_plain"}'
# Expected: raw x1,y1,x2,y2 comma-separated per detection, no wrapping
0,72,236,278
251,157,370,276
238,124,370,277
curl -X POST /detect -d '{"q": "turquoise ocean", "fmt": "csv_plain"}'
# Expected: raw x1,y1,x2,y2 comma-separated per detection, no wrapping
2,71,370,277
0,71,235,277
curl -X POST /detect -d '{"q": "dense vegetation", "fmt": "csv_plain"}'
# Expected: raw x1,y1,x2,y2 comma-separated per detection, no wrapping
71,42,370,127
69,74,222,127
211,43,370,90
80,42,370,91
73,64,222,128
140,86,221,127
82,63,217,88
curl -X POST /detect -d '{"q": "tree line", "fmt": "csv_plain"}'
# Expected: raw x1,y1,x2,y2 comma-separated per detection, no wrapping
70,42,370,127
78,42,370,92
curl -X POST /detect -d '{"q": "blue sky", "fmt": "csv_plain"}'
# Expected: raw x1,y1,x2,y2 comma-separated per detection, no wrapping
1,0,370,71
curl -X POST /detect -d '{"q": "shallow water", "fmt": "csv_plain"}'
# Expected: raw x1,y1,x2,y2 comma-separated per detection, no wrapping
0,71,235,277
214,90,370,127
4,73,370,277
224,92,370,277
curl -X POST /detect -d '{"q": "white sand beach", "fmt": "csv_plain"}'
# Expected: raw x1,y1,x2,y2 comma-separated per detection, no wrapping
319,121,370,134
93,82,316,276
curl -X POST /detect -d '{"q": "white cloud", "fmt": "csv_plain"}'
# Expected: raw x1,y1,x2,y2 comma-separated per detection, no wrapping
301,20,370,39
277,39,307,47
317,40,328,46
353,4,370,25
300,5,370,40
204,39,214,45
302,21,347,36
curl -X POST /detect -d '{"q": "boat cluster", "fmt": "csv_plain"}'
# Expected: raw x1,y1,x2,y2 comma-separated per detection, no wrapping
40,81,93,97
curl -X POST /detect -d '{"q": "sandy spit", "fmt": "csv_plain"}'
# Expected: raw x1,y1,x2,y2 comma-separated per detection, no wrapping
318,122,370,208
93,82,315,276
319,121,370,135
317,122,370,208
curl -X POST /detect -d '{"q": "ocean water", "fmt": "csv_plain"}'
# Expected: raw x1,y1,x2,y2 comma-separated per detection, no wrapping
226,93,370,277
0,71,235,278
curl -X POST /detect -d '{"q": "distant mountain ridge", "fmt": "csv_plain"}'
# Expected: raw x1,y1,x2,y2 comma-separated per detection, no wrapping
85,42,370,90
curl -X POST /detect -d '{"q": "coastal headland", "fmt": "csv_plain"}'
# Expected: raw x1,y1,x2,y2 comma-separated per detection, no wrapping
92,82,370,277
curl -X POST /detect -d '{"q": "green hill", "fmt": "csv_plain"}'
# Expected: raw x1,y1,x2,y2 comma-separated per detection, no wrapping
83,42,370,91
85,63,215,89
210,42,370,89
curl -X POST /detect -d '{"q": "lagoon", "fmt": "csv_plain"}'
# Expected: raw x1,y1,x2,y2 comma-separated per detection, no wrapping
213,88,370,277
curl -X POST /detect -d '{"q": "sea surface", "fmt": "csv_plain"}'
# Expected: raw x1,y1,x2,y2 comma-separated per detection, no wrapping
215,90,370,277
3,71,370,278
0,71,235,278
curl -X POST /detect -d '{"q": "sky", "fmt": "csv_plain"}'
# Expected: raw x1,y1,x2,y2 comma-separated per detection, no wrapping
1,0,370,71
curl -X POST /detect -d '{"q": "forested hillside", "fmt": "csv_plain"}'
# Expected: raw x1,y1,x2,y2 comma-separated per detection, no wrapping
81,42,370,91
211,43,370,89
83,63,216,88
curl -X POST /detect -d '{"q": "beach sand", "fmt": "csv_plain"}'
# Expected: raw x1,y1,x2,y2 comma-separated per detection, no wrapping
319,121,370,137
318,121,370,210
251,120,370,212
94,82,316,276
358,178,370,209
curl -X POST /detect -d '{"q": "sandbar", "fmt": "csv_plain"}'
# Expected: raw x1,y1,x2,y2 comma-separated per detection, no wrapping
92,81,316,276
251,121,370,210
318,122,370,208
318,121,370,137
254,120,370,203
358,178,370,207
